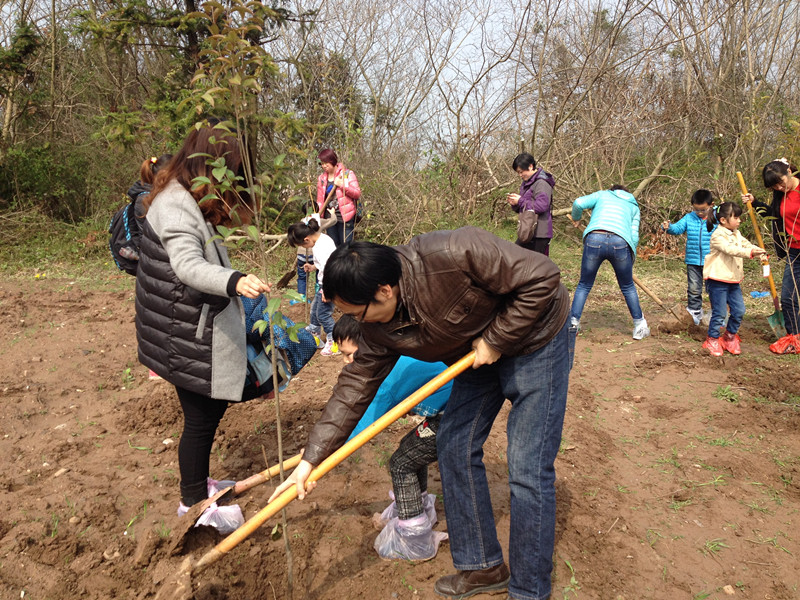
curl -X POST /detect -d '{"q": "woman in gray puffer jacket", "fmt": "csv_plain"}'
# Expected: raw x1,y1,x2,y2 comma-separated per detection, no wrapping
135,122,270,513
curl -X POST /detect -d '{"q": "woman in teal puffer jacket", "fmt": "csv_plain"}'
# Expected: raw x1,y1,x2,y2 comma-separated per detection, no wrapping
569,185,650,340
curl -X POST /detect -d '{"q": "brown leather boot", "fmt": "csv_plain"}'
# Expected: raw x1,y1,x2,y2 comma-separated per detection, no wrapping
433,563,510,598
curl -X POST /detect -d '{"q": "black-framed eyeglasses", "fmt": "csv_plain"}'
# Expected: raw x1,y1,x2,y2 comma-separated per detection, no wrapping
356,300,371,323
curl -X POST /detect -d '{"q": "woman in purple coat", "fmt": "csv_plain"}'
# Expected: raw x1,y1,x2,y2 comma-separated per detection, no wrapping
507,153,556,255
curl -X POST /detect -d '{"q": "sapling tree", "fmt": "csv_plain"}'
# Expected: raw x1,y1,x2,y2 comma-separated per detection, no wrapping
180,1,310,593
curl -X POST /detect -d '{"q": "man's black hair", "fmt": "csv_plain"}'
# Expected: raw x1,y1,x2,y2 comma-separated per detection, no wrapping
322,241,402,305
332,315,362,345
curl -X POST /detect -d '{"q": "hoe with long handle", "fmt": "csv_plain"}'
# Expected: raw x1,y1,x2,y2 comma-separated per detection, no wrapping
161,351,476,597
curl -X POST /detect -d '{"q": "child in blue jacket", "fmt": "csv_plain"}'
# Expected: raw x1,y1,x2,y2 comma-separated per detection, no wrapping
333,315,450,562
661,189,716,325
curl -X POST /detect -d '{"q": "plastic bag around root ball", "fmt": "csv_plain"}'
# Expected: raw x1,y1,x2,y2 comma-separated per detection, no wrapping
373,513,448,561
372,491,440,530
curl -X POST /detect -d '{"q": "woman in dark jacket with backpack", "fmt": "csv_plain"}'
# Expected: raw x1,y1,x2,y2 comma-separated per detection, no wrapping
135,123,270,525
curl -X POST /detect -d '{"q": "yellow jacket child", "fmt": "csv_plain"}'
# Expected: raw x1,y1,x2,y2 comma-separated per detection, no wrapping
700,201,766,358
703,226,761,284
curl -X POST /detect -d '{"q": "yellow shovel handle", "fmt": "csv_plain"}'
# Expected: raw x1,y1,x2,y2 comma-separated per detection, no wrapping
194,351,477,572
233,453,303,495
736,172,780,303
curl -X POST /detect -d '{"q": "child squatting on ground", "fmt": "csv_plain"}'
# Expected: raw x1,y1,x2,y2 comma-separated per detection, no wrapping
702,202,768,356
332,315,450,561
662,189,716,325
287,215,340,356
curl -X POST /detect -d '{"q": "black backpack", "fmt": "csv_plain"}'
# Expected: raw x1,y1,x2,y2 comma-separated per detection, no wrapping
108,194,145,275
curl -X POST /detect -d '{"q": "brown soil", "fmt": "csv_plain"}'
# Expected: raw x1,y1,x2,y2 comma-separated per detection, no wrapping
1,277,798,600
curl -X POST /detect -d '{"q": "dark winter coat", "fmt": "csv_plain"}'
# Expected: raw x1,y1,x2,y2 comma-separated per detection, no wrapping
135,180,249,401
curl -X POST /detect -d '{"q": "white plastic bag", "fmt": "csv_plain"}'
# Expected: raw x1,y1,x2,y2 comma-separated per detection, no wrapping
372,490,439,530
194,503,244,534
373,513,448,561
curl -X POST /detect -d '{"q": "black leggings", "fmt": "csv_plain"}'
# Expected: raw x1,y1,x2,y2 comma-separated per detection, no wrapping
519,237,551,256
176,386,229,506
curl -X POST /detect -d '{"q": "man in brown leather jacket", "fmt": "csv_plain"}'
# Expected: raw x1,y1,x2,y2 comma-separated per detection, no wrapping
271,227,574,600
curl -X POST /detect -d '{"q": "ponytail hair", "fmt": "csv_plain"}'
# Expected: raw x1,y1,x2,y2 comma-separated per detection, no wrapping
707,201,742,232
140,154,173,185
287,217,321,247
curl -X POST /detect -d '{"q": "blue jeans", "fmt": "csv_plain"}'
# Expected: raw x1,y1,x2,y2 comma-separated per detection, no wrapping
326,215,354,247
706,279,745,338
781,248,800,335
296,254,309,296
437,321,571,600
570,232,643,322
310,292,335,336
686,264,705,312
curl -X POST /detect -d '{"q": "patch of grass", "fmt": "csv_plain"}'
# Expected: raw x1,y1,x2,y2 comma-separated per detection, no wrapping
655,448,681,470
690,475,727,488
48,512,60,538
121,367,135,387
669,499,692,512
127,438,151,453
707,437,736,447
561,559,581,599
645,528,664,547
700,538,729,555
156,520,171,539
745,531,793,555
375,443,392,468
400,576,416,593
712,385,739,402
743,500,772,515
124,501,148,540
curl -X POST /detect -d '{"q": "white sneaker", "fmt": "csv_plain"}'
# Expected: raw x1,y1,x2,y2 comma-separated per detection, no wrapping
569,316,580,330
686,308,702,326
633,318,650,340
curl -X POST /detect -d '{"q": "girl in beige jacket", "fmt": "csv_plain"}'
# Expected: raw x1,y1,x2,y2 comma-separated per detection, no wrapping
702,202,767,356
